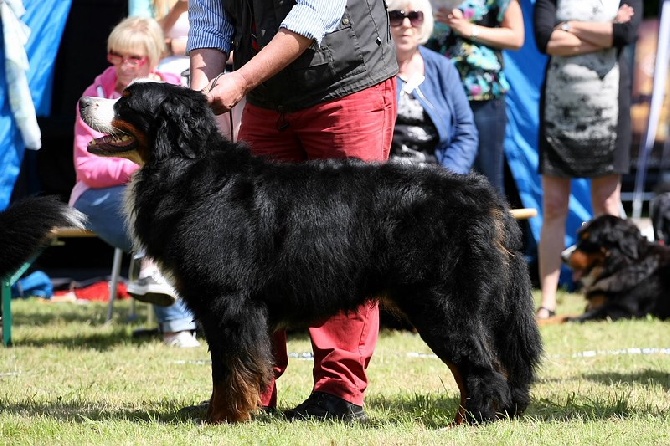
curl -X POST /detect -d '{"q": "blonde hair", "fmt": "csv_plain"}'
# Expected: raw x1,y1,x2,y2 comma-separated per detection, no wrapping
107,16,165,68
386,0,435,45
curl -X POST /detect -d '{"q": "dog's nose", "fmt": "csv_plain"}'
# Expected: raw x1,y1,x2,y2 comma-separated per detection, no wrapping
561,245,576,264
78,97,94,114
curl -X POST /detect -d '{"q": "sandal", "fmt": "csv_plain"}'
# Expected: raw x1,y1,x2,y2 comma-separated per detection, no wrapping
535,306,556,319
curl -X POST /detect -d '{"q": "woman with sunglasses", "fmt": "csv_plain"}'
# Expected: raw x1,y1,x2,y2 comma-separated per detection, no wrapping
69,16,201,348
428,0,524,197
387,0,477,172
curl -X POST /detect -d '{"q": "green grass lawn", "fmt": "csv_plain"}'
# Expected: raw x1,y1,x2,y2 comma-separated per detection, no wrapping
1,291,669,445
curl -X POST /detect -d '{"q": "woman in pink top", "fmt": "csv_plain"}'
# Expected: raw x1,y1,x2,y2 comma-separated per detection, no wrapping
70,16,199,348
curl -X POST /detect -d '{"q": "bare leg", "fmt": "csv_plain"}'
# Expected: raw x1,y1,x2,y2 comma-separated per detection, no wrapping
591,174,622,217
537,176,571,318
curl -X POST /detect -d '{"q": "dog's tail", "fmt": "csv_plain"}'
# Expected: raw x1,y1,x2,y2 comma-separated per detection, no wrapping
0,196,86,278
494,211,543,416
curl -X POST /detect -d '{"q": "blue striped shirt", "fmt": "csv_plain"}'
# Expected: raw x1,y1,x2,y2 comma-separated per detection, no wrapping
187,0,347,54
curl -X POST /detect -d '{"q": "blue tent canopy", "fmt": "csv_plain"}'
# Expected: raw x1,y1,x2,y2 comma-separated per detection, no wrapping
0,0,72,210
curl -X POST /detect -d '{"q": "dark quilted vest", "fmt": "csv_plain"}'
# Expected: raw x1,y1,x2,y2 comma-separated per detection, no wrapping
225,0,397,111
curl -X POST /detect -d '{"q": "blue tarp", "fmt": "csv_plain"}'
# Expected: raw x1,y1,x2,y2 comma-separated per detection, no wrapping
504,0,594,283
0,0,72,210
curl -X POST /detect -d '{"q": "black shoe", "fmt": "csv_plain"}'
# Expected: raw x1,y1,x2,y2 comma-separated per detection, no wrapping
284,392,368,422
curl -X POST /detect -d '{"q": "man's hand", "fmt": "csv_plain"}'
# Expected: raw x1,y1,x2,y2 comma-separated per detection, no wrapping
202,71,249,115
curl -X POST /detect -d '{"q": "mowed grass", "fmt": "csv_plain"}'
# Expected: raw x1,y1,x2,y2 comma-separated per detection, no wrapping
1,290,669,445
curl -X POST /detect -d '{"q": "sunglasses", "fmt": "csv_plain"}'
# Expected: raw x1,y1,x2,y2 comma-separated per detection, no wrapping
388,10,424,27
107,50,148,67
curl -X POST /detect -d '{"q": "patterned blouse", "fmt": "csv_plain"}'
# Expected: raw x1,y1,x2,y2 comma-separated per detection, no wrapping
427,0,511,101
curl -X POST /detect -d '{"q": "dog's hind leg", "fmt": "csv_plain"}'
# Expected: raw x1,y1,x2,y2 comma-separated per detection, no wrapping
401,293,512,425
200,304,274,423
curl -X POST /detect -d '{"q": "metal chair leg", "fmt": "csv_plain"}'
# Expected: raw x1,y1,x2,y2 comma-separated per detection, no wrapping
105,247,124,323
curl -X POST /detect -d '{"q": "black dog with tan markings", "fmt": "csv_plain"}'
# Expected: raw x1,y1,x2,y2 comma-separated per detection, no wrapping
562,215,670,322
78,82,542,425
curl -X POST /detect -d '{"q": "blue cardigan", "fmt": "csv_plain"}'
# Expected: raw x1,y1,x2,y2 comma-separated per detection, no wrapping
395,46,478,174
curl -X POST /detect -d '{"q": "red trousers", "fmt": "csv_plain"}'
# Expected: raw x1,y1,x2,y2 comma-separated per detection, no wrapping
237,78,397,406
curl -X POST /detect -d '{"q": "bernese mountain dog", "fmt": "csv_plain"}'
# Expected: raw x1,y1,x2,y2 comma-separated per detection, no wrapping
77,81,542,425
562,215,670,322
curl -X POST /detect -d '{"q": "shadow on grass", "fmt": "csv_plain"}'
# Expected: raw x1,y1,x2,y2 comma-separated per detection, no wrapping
369,391,665,426
7,300,160,350
0,399,199,424
364,393,459,428
1,391,665,427
539,368,670,390
9,332,160,351
529,389,667,422
583,369,670,391
11,300,146,327
0,395,459,428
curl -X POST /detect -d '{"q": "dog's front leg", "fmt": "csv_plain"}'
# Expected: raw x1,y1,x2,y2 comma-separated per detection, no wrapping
202,309,275,423
206,350,256,423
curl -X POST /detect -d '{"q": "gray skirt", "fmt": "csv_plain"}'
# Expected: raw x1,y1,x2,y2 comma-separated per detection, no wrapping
542,49,619,177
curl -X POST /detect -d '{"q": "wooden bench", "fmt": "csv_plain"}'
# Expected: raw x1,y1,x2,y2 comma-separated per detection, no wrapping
1,227,124,347
510,208,537,220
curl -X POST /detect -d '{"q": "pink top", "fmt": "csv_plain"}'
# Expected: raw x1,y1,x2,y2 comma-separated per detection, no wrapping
69,66,182,206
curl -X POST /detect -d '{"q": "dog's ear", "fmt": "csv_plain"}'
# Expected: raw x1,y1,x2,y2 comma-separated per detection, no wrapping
155,98,197,159
154,91,214,160
616,222,645,259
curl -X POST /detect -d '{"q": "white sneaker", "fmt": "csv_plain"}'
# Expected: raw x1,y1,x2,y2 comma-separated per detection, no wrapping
127,272,177,307
163,331,201,348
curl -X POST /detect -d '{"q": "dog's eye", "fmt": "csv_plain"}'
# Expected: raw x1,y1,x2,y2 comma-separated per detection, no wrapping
122,90,132,98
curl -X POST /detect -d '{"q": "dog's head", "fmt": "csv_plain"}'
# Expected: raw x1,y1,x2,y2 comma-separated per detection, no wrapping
78,81,219,165
561,215,644,287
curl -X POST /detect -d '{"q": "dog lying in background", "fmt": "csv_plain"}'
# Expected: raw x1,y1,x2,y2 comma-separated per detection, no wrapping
561,215,670,322
0,196,85,278
78,81,543,425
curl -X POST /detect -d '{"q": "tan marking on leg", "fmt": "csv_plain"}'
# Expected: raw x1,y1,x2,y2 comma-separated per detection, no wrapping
206,360,265,423
446,362,468,425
